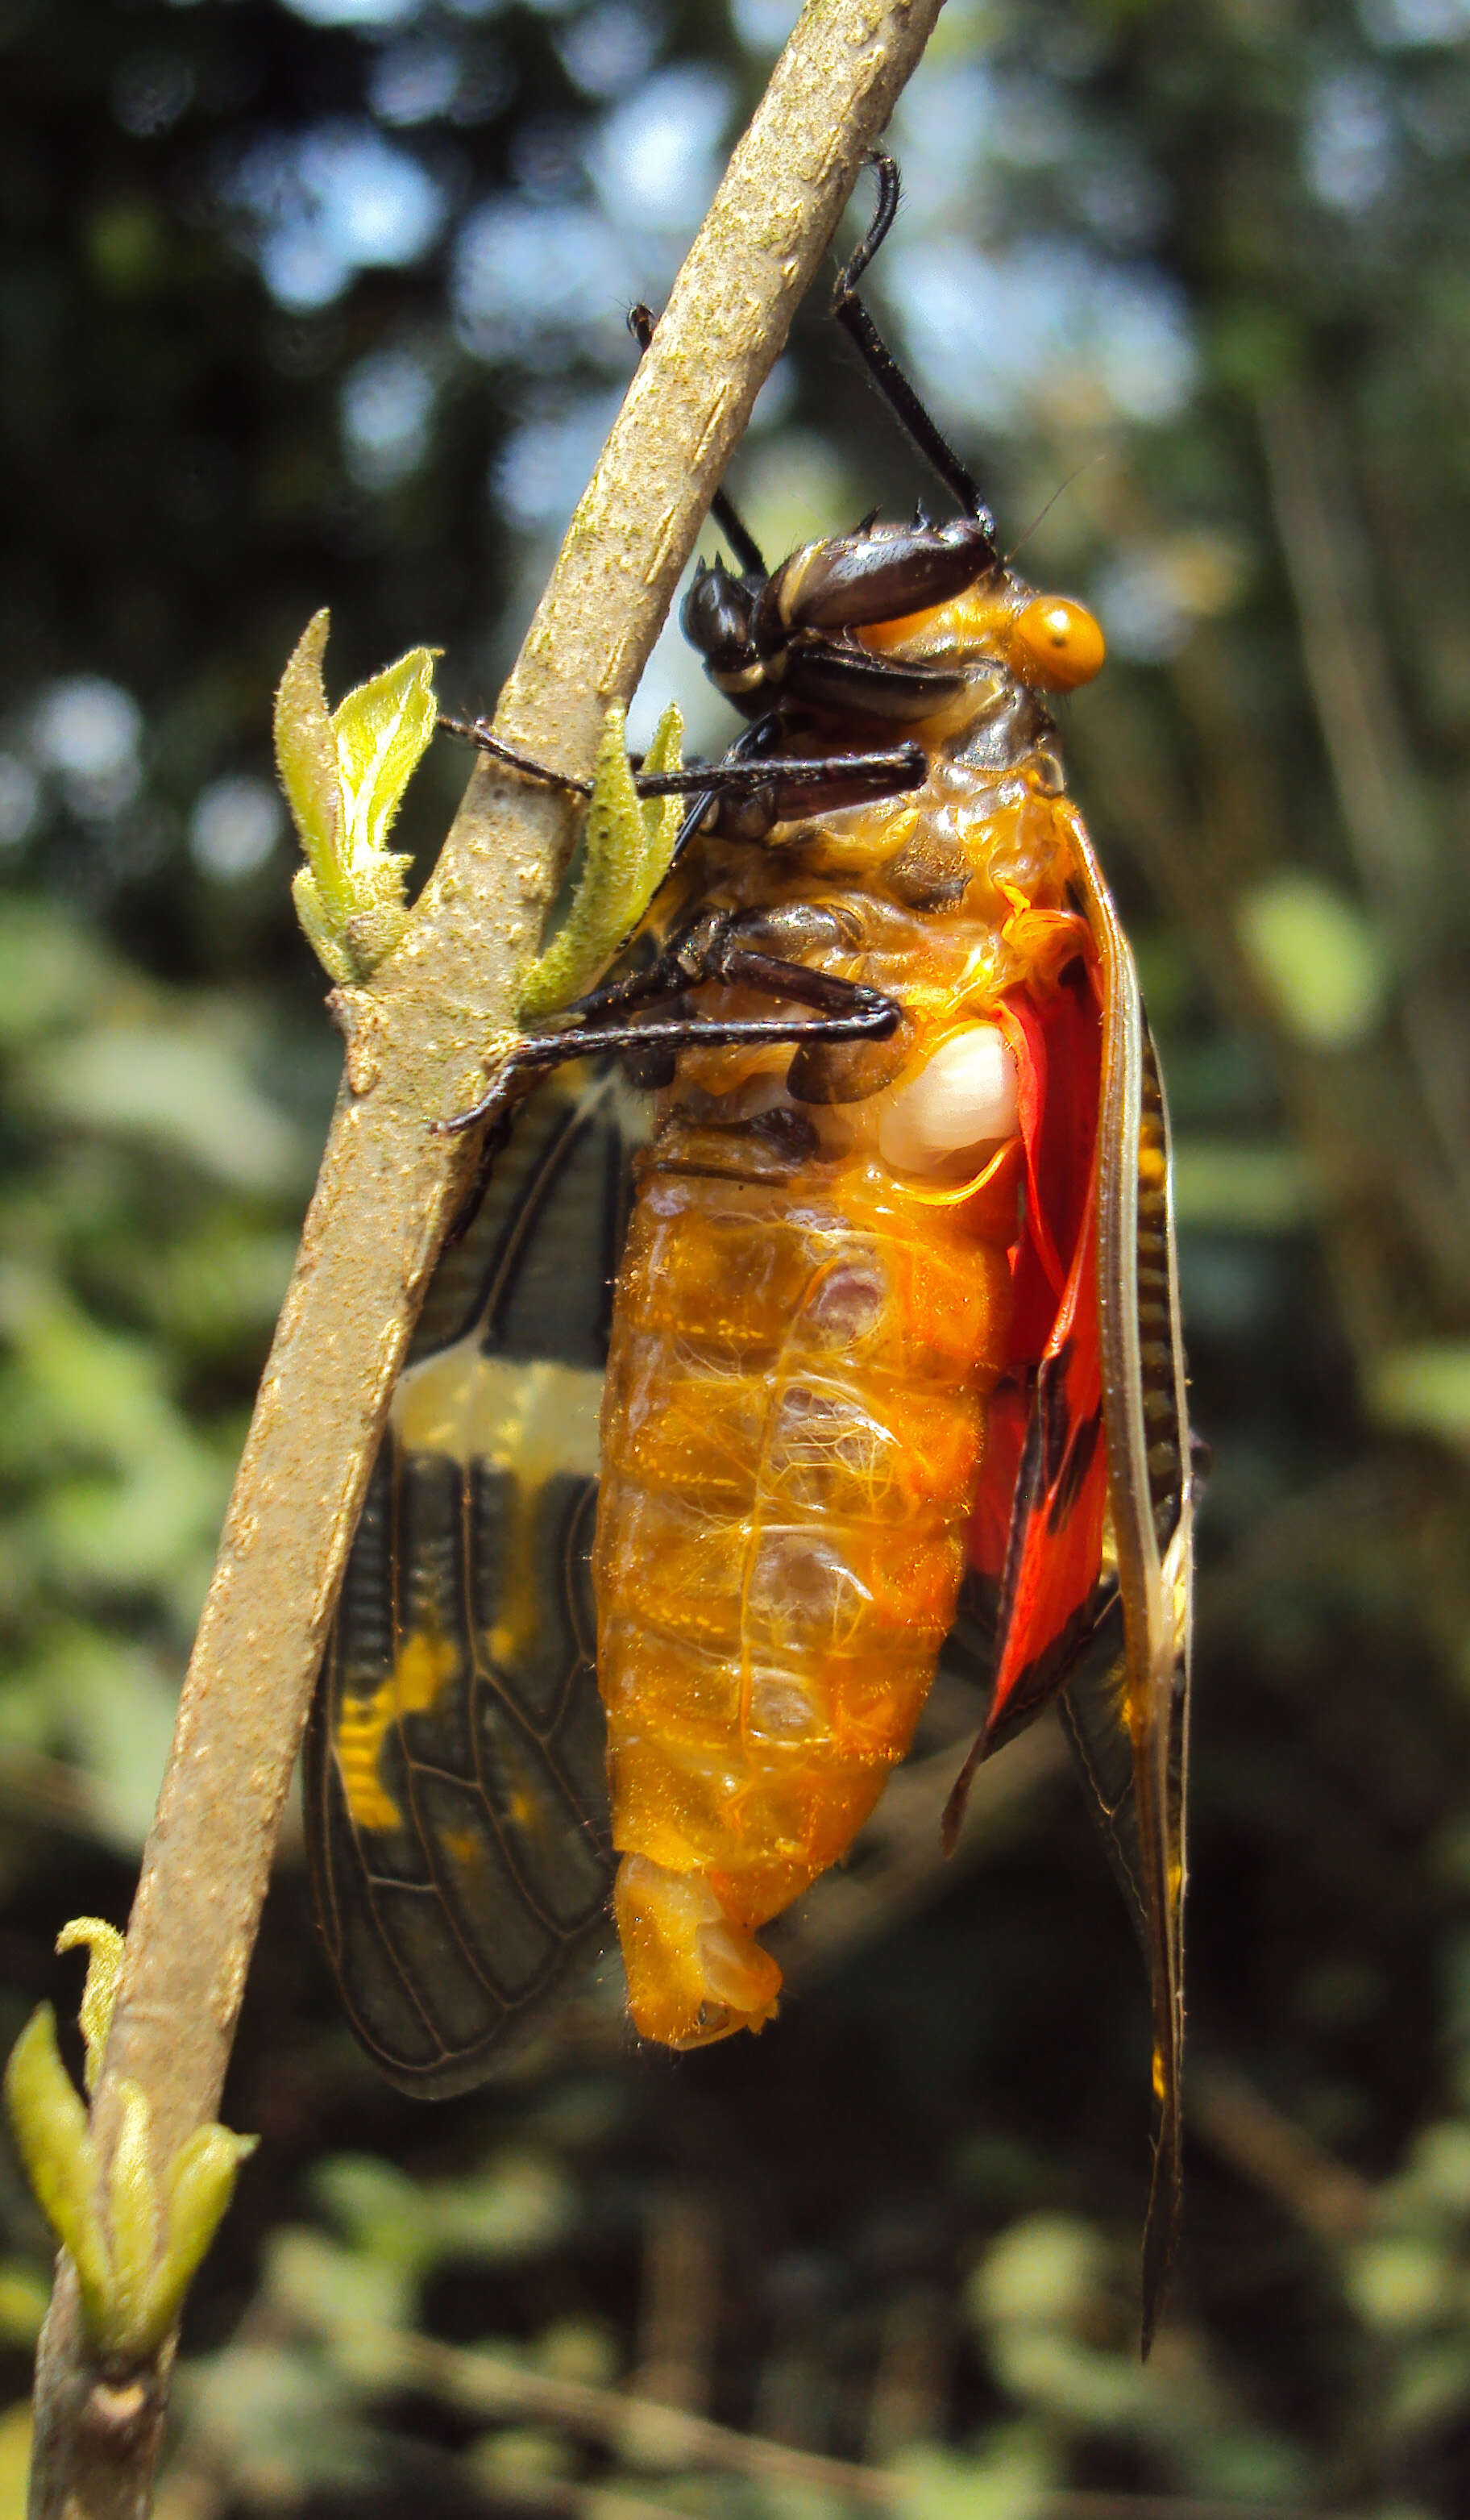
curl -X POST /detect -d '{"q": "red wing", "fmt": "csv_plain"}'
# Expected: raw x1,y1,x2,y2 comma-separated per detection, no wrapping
944,961,1110,1850
944,822,1194,2354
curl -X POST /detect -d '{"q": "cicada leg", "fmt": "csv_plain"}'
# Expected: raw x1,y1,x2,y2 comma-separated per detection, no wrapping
438,713,928,847
439,940,900,1137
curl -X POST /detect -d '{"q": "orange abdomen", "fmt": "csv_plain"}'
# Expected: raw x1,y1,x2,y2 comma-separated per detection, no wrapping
592,1141,1015,2045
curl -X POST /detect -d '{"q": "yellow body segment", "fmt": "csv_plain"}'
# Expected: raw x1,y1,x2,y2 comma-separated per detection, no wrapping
592,667,1087,2047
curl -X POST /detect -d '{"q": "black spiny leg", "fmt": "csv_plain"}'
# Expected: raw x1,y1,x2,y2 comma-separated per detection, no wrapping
439,917,899,1137
438,710,787,875
438,713,928,848
573,902,867,1024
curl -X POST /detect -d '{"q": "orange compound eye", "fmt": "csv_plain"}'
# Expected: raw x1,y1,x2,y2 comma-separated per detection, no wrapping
1012,595,1106,692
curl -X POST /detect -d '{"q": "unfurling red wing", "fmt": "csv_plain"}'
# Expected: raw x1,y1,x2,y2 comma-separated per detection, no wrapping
306,1067,640,2096
978,967,1111,1755
945,818,1194,2354
941,958,1110,1843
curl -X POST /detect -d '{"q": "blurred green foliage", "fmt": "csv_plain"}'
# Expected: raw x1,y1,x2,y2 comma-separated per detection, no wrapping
4,0,1470,2514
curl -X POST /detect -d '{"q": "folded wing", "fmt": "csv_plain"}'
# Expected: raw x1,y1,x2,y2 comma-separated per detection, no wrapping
945,814,1194,2352
307,1066,639,2096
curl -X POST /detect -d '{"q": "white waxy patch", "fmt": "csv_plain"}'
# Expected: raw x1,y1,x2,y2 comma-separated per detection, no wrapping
878,1023,1020,1175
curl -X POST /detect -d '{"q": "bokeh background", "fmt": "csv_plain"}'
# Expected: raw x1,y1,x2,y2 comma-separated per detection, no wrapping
5,0,1470,2511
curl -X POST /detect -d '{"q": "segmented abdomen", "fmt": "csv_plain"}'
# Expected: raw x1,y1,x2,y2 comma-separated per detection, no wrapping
592,1147,1014,2045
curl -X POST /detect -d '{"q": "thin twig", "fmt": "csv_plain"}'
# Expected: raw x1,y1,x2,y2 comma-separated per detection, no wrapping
308,2318,1369,2520
25,7,948,2514
1189,2065,1376,2247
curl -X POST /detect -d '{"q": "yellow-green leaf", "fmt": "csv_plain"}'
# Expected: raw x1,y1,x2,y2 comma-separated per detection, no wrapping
276,609,437,986
2,2007,112,2336
332,644,440,871
104,2079,160,2357
636,697,685,903
518,701,683,1021
143,2121,258,2347
55,1918,125,2097
273,611,347,923
290,866,358,991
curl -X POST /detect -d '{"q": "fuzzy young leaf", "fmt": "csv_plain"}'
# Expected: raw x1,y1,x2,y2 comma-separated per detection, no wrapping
290,867,357,990
276,611,438,986
274,612,346,924
332,647,438,869
517,701,683,1021
4,1979,258,2358
2,2008,112,2339
143,2122,259,2347
55,1918,125,2098
104,2080,160,2359
634,698,686,906
291,856,414,992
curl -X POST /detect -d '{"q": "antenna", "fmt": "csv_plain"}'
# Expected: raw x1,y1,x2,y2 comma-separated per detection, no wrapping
832,156,995,544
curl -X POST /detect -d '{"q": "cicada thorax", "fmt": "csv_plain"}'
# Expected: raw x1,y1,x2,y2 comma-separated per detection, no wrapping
591,589,1102,2048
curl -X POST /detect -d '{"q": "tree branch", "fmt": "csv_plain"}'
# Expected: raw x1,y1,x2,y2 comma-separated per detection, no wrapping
215,2311,1363,2520
25,4,946,2512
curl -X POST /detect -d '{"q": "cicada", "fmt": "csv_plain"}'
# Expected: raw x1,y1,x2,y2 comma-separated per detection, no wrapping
306,159,1194,2346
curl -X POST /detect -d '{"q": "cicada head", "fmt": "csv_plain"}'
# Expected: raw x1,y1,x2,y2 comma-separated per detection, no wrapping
683,502,1105,746
680,559,766,710
858,575,1107,698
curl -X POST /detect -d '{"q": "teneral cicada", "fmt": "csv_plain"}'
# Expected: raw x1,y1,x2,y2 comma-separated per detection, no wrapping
306,160,1194,2346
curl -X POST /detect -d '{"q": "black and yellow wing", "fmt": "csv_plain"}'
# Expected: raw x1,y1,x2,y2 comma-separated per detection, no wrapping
306,1066,640,2097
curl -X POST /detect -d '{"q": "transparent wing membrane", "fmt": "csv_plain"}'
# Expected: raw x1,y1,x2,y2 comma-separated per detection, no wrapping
307,1067,641,2095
